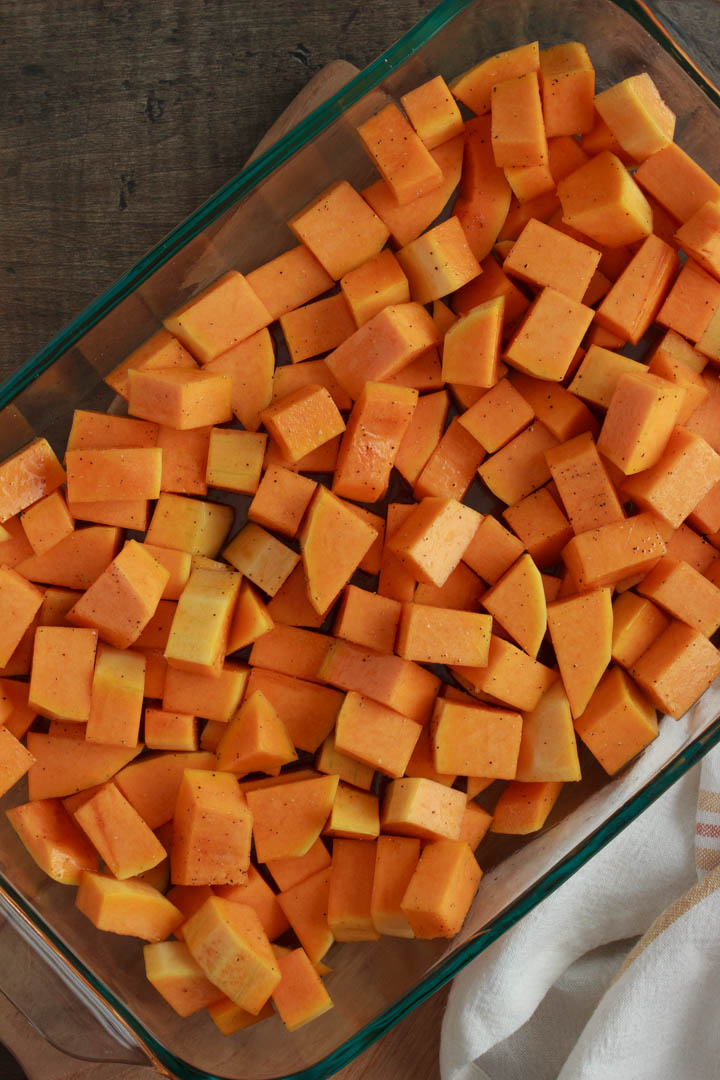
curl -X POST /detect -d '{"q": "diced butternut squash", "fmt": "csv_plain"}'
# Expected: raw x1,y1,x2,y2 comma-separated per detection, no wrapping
29,626,97,722
325,302,439,400
401,74,464,149
431,698,522,778
490,780,563,834
246,775,339,862
216,863,289,943
216,691,297,777
290,180,389,280
358,104,443,205
595,73,675,161
545,432,624,533
315,731,375,792
675,200,720,281
547,588,613,717
0,726,35,798
637,557,720,638
26,732,141,800
452,41,540,116
246,245,333,320
504,218,600,301
502,487,573,568
453,634,555,712
381,777,466,840
334,691,421,779
0,438,65,523
621,427,720,529
0,566,43,667
462,515,525,584
272,947,333,1031
505,287,593,382
299,486,376,614
114,751,216,829
656,259,720,343
203,329,275,432
144,940,223,1017
76,871,183,942
326,837,379,941
413,417,486,501
515,680,581,782
611,592,670,669
340,249,410,328
539,42,594,137
20,491,74,555
128,368,233,430
397,218,480,305
458,378,533,453
574,666,658,773
441,297,503,387
370,835,420,937
400,839,482,938
633,619,720,718
74,783,166,880
261,384,345,466
144,709,198,752
333,382,417,502
454,117,512,261
635,142,720,224
165,568,241,679
6,798,98,885
334,584,401,655
172,769,251,886
245,668,341,752
163,663,248,723
248,467,316,539
396,603,491,666
223,523,299,598
562,512,667,590
388,497,480,587
491,71,547,168
105,330,196,400
558,151,652,247
68,541,169,649
479,423,559,506
568,346,646,410
183,896,280,1014
595,235,677,344
86,645,145,747
414,560,484,611
277,867,333,964
482,553,546,656
325,785,379,841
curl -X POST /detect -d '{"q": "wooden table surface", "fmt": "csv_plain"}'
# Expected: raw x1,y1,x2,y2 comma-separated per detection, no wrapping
1,1,719,1078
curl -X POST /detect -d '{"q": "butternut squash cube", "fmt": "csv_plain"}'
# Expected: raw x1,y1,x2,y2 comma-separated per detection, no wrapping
289,180,389,280
0,438,65,523
388,496,481,588
462,515,525,584
260,385,345,465
272,947,333,1031
397,217,480,304
299,486,377,615
325,783,379,841
163,663,248,723
324,302,439,400
144,940,223,1017
333,382,417,502
539,42,595,137
504,218,600,301
413,417,486,501
0,566,43,667
76,871,183,942
146,493,234,557
216,690,297,777
246,775,339,863
277,867,333,964
515,680,581,782
562,513,667,590
26,732,141,801
172,769,251,886
0,726,35,799
86,644,145,747
20,490,74,555
144,708,198,752
401,74,464,149
381,777,466,841
74,783,166,880
204,328,275,432
216,864,290,943
574,666,658,773
595,73,675,162
479,423,559,506
621,428,720,529
163,271,271,363
557,151,652,247
244,668,341,752
333,585,401,655
246,245,333,320
205,429,266,494
105,330,197,400
633,619,720,718
441,296,503,387
611,592,671,669
502,487,573,569
371,835,421,938
29,625,97,722
505,288,593,381
400,839,482,939
637,557,720,638
547,588,612,718
452,41,539,117
545,432,625,534
452,634,556,713
68,540,169,649
334,691,422,779
128,368,233,430
431,698,523,779
266,838,331,894
675,200,720,281
279,293,355,364
6,797,98,885
491,71,547,168
327,838,379,941
397,603,491,666
165,567,241,678
568,346,646,410
482,553,546,657
357,103,443,204
490,780,563,834
224,523,299,598
183,896,280,1014
597,371,685,475
315,731,375,792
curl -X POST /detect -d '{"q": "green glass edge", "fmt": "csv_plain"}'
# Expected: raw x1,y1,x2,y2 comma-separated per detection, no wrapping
2,0,720,1077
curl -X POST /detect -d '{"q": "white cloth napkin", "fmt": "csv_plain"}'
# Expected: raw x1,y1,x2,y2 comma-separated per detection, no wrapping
440,745,720,1080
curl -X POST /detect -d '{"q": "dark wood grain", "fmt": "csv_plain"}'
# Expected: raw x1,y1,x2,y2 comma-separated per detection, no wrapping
0,0,434,380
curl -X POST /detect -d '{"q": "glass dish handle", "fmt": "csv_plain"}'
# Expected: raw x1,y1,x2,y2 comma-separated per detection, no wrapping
0,891,153,1070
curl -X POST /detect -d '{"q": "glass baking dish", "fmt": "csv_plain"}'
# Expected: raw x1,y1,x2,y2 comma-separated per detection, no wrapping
2,0,720,1076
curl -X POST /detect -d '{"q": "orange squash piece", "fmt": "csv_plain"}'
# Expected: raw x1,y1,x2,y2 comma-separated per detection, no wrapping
172,769,252,887
248,467,316,539
20,490,74,555
632,619,720,718
29,625,97,722
441,297,503,387
327,837,379,941
114,751,217,829
204,329,275,432
547,588,613,718
622,428,720,530
144,940,224,1017
454,117,512,261
334,691,421,780
635,142,720,224
279,293,355,364
515,679,581,782
0,566,43,667
289,180,389,280
260,384,345,465
400,839,482,939
568,346,646,411
479,423,559,506
86,645,145,747
144,709,198,752
333,585,401,654
357,104,443,205
453,633,556,711
6,798,98,885
505,288,593,382
452,41,539,116
545,432,625,534
74,783,166,880
145,494,234,558
183,896,280,1014
675,200,720,281
637,557,720,638
128,368,233,430
277,867,334,965
501,487,573,568
388,496,480,588
611,592,670,669
0,726,35,799
595,73,675,161
165,567,241,679
370,835,420,938
319,640,439,724
504,218,600,301
223,523,299,598
26,731,141,800
245,668,341,753
381,777,466,841
597,372,685,475
413,417,486,501
491,780,563,834
298,486,376,615
272,947,333,1031
574,666,658,773
397,218,481,304
462,514,525,584
595,234,677,344
246,775,339,863
76,871,183,942
401,74,464,149
163,271,271,363
397,603,491,666
431,697,523,778
539,42,595,137
246,245,333,320
482,553,547,657
105,330,197,400
316,731,375,792
333,382,417,502
68,540,169,649
0,438,65,523
557,151,652,247
491,72,547,168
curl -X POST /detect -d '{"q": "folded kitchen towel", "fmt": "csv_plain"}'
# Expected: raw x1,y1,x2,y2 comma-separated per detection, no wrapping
440,744,720,1080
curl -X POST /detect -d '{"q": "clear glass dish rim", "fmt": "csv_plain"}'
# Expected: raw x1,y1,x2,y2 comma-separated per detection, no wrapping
1,1,720,1077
